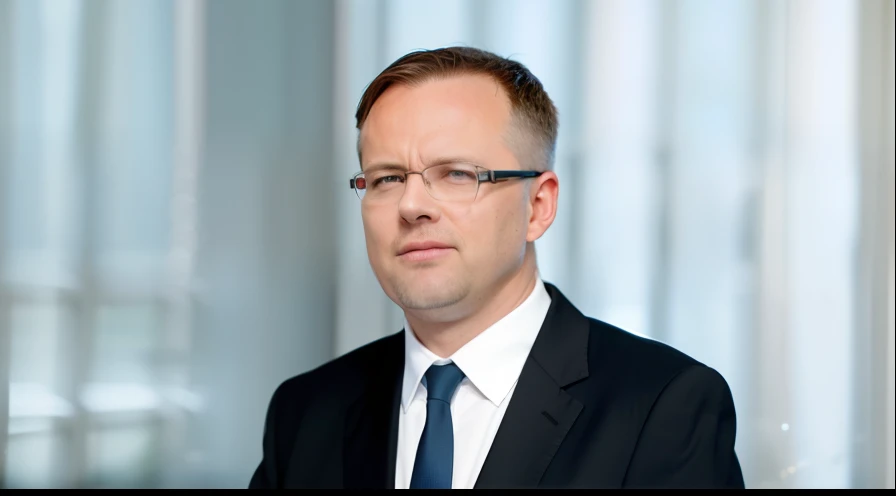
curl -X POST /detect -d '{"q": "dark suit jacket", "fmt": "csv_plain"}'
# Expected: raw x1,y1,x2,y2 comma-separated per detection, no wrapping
249,283,745,489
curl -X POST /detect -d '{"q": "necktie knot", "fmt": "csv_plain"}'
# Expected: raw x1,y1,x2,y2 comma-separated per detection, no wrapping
423,362,465,404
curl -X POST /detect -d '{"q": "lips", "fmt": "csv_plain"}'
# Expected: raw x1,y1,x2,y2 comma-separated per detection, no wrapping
397,241,455,261
398,241,453,255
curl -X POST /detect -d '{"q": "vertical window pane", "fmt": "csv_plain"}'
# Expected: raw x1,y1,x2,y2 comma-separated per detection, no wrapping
94,0,173,286
6,0,83,289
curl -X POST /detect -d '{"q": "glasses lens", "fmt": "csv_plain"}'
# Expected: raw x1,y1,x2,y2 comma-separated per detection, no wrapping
361,169,406,203
424,163,479,202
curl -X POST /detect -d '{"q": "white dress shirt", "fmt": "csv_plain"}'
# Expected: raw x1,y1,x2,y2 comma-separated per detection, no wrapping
394,279,552,489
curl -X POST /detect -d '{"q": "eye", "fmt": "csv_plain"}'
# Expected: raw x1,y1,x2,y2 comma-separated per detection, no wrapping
440,166,477,183
371,174,405,188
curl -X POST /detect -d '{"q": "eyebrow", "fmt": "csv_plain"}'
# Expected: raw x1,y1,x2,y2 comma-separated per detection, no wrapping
362,156,483,173
362,163,406,174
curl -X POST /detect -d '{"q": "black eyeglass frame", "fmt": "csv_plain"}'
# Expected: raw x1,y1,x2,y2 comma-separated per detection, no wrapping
349,164,544,200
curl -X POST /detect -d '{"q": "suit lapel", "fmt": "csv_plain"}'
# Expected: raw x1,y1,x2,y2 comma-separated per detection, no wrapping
473,359,584,488
342,333,404,489
474,283,591,488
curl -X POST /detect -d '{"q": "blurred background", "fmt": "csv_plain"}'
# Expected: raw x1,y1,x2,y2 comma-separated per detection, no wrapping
0,0,894,489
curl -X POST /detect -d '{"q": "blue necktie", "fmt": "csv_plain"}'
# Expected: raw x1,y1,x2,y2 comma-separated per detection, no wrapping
410,362,466,489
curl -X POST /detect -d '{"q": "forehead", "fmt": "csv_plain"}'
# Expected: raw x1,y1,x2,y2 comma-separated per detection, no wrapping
359,75,513,166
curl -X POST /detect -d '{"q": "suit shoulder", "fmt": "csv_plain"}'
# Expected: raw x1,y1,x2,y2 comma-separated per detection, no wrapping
270,330,403,402
585,317,709,388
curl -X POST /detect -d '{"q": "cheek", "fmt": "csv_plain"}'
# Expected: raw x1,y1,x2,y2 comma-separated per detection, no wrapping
361,209,392,258
479,200,528,259
497,208,529,255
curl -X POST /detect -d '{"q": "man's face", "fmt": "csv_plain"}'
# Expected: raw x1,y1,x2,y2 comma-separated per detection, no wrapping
358,75,534,317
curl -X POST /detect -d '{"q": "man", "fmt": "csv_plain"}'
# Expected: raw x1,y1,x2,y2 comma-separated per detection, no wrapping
249,46,745,489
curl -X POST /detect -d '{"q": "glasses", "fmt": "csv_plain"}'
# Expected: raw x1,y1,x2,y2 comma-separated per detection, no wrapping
349,163,543,204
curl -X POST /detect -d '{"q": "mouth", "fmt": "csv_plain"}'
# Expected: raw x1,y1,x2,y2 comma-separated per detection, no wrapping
397,241,455,262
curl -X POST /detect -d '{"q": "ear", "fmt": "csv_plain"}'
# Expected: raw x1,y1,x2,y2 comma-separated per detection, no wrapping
526,171,559,242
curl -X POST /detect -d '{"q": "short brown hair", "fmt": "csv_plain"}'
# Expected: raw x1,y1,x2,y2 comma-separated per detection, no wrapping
355,46,558,170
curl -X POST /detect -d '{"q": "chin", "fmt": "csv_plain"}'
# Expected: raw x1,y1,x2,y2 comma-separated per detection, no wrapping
389,278,468,311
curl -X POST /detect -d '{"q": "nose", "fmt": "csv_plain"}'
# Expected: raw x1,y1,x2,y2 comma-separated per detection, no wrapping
397,172,441,224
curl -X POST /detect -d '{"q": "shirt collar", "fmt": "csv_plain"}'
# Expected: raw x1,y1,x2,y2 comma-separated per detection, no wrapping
401,279,552,411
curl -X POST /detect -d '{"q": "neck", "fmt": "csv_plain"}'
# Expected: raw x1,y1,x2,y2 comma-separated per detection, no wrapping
405,251,540,358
